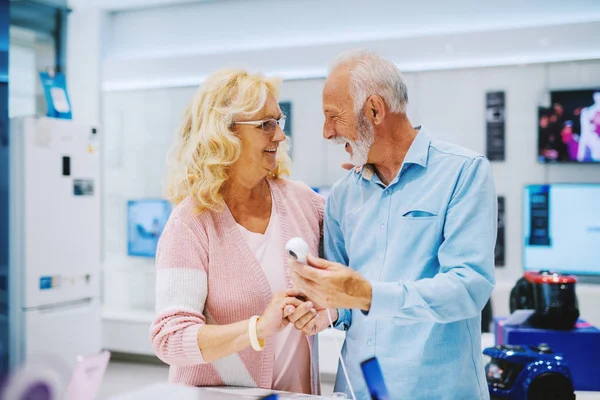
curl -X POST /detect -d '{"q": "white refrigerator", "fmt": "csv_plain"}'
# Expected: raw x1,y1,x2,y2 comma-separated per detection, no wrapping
9,116,102,370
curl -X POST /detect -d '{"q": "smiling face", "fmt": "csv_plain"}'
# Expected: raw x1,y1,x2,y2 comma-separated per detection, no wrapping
561,124,573,143
322,66,375,166
232,94,286,179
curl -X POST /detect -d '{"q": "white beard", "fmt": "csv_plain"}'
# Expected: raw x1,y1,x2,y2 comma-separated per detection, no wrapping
330,113,375,166
349,113,375,166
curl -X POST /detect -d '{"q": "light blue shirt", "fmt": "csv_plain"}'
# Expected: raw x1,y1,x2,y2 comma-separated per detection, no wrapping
325,128,497,400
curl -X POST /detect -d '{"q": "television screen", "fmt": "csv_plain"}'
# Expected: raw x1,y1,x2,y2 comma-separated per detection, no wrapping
127,199,171,257
538,89,600,163
523,184,600,276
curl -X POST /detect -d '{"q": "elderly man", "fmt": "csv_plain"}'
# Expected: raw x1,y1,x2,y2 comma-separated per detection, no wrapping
289,50,497,399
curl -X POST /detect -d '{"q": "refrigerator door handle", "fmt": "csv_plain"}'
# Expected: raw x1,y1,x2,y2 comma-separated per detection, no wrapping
23,297,94,313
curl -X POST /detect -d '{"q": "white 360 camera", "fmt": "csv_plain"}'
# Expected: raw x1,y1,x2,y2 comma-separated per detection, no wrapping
285,237,309,264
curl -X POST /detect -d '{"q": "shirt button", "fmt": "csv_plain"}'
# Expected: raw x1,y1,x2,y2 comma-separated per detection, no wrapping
367,339,374,346
380,223,385,229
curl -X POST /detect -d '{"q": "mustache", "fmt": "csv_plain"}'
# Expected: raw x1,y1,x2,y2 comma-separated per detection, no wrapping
330,136,350,145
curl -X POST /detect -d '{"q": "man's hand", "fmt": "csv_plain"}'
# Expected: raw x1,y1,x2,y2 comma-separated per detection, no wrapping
294,308,338,336
341,162,363,172
284,289,338,336
289,255,372,311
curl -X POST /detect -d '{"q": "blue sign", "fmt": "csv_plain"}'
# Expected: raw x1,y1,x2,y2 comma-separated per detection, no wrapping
39,276,53,290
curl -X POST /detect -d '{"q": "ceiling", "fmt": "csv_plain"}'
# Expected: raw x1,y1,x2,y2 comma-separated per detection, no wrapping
69,0,600,22
76,0,600,90
67,0,214,11
105,0,600,61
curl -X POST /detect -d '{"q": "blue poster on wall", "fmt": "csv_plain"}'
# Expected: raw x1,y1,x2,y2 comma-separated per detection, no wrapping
127,199,172,257
39,70,72,119
278,101,292,137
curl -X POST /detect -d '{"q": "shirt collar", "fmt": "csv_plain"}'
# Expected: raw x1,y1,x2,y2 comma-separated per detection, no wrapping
358,126,431,182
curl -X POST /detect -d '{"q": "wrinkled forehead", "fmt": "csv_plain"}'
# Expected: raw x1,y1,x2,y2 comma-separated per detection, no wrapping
323,66,354,109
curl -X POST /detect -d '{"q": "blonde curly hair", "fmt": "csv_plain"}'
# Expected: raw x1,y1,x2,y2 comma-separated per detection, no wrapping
165,69,292,211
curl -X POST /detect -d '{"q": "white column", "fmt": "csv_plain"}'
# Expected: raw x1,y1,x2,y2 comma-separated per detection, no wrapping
66,7,109,127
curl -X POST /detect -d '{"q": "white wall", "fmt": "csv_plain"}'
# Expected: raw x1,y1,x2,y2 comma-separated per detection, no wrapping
101,0,600,91
102,59,600,328
102,86,195,311
66,8,108,127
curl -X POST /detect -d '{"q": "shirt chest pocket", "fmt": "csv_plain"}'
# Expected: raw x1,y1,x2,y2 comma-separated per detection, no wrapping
401,208,438,219
395,207,441,248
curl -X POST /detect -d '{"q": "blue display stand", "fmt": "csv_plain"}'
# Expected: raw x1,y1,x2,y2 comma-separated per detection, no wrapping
494,317,600,391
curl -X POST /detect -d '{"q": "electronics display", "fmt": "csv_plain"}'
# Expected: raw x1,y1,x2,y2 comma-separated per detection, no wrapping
523,184,600,276
484,344,575,400
538,89,600,163
127,199,171,257
360,357,390,400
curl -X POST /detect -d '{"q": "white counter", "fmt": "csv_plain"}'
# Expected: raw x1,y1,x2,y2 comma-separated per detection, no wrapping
109,383,329,399
109,382,600,400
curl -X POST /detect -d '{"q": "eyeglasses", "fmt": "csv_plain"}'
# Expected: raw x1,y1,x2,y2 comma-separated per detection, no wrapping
234,116,286,135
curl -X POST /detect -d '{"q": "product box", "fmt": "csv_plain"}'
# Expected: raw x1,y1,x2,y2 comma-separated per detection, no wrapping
494,317,600,391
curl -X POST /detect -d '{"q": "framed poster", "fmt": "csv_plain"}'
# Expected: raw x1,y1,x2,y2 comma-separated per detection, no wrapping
486,91,505,161
279,101,292,137
127,199,171,257
279,101,292,159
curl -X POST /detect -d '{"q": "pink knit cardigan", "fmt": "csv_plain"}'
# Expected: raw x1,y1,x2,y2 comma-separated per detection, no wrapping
150,178,324,394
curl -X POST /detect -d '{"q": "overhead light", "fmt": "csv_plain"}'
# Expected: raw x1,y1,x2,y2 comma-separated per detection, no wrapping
538,38,550,47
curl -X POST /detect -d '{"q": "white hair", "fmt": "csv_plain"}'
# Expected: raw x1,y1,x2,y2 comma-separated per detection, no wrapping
328,49,408,114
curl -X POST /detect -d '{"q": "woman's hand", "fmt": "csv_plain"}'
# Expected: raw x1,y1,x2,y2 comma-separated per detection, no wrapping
283,289,337,336
256,292,305,339
284,289,337,336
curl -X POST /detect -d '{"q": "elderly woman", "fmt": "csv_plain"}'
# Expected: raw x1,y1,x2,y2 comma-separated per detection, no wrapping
150,69,325,395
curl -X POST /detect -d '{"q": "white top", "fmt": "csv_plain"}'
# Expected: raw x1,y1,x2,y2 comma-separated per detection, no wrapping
237,203,311,394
